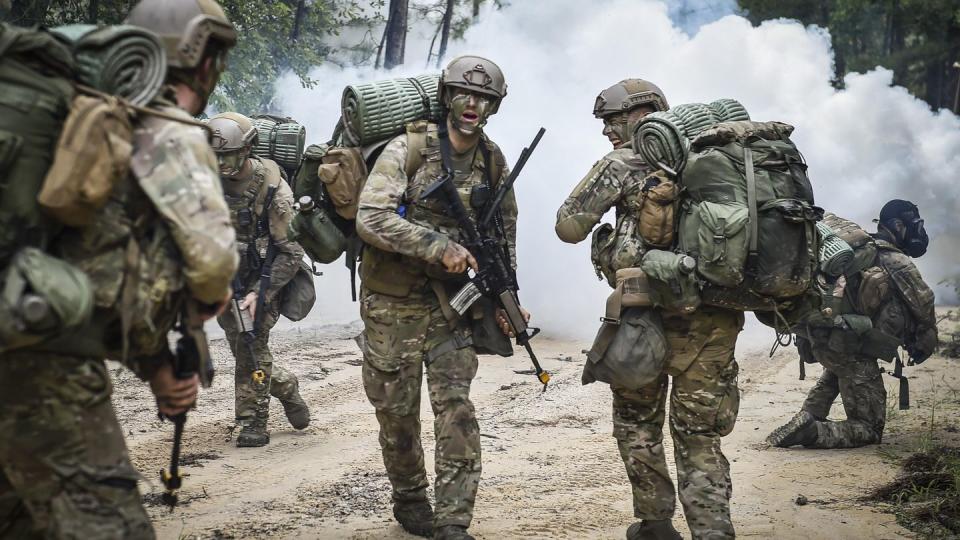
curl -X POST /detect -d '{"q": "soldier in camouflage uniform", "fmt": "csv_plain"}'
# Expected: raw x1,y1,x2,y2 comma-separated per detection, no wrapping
556,79,743,540
356,55,520,540
769,200,937,449
207,112,310,448
0,1,238,537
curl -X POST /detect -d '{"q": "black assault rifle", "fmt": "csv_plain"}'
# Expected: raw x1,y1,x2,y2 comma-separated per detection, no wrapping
421,124,549,390
160,300,215,510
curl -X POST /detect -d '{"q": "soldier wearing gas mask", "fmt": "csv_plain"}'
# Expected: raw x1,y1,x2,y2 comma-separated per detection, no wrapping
769,199,937,449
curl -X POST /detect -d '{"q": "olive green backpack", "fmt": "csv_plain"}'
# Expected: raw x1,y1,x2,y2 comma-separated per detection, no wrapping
676,120,823,312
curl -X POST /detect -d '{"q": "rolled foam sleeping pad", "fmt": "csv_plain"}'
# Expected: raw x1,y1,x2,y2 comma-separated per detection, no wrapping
52,24,166,107
340,73,442,147
633,98,750,176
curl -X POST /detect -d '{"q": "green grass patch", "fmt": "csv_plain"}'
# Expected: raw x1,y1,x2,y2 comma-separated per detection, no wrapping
867,447,960,537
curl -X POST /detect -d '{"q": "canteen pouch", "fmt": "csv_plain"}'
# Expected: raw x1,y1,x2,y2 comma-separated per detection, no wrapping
0,247,94,352
583,306,668,390
640,249,701,314
289,206,348,264
469,295,513,357
38,94,133,227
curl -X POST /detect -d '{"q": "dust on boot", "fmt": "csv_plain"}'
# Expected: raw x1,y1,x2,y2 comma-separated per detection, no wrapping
766,410,818,448
393,497,434,538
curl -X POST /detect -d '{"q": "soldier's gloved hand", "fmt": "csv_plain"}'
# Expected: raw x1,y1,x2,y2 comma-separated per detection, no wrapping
496,307,531,337
150,362,199,417
441,241,478,274
239,291,258,320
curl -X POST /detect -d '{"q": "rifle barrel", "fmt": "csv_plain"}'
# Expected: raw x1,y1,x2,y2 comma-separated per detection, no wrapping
479,127,545,228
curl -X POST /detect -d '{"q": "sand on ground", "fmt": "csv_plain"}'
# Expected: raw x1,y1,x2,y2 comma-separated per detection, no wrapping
109,313,960,539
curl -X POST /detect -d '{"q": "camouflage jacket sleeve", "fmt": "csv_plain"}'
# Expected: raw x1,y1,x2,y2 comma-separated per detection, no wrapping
555,150,628,244
356,134,449,263
130,109,238,306
255,179,304,304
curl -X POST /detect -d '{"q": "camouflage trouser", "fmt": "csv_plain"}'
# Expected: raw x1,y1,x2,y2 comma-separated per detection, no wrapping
612,307,742,540
0,352,153,539
218,304,300,428
801,347,885,448
360,287,481,529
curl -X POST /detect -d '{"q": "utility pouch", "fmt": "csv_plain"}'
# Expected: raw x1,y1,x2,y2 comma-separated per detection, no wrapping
38,94,133,226
590,223,617,287
637,172,680,248
469,295,513,357
317,146,366,220
0,247,94,352
582,307,667,390
279,259,317,322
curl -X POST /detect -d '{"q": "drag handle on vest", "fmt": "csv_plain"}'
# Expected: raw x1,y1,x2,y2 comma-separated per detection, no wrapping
159,300,213,511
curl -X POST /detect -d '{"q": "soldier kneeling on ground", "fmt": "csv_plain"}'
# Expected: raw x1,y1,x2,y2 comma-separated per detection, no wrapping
769,199,938,449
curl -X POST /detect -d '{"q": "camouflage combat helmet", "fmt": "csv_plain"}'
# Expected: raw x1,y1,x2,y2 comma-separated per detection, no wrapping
126,0,237,70
207,112,256,179
438,55,507,113
208,112,258,152
593,79,669,119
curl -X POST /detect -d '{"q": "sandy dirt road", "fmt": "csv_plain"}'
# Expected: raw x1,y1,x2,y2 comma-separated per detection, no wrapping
109,318,960,539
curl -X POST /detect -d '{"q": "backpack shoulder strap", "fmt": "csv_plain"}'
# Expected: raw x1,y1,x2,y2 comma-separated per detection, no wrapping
254,157,284,216
403,120,432,178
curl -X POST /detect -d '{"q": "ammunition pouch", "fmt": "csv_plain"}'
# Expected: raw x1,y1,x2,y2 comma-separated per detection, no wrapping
583,306,667,391
0,247,94,353
359,245,428,297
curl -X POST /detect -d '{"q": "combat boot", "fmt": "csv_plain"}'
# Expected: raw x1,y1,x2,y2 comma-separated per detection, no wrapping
626,519,683,540
236,422,270,448
281,389,311,430
767,410,819,448
392,499,434,538
434,525,474,540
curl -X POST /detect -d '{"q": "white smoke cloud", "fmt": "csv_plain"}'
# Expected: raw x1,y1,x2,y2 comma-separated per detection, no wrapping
276,0,960,339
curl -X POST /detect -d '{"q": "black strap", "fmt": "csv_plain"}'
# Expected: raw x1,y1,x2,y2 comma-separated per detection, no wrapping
882,356,910,410
408,77,432,117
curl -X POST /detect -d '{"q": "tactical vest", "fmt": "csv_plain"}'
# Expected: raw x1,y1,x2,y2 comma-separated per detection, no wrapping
589,148,679,287
360,121,507,297
226,156,284,283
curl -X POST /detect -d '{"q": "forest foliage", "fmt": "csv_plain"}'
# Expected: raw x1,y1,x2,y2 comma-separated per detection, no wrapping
4,0,959,114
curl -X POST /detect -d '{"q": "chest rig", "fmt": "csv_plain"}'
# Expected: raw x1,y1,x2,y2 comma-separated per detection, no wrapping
360,122,507,298
226,157,280,278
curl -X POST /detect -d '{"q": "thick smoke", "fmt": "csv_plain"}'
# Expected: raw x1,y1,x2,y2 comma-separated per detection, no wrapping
277,0,960,341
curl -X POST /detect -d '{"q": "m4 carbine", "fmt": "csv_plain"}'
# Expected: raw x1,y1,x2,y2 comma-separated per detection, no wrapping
421,124,549,390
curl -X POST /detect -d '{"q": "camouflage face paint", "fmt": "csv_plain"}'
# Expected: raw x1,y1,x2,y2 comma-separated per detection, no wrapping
449,91,493,135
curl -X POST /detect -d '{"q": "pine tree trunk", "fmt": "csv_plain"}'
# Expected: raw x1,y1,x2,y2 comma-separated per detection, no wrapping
88,0,100,23
291,0,306,41
384,0,408,69
473,0,481,19
437,0,454,67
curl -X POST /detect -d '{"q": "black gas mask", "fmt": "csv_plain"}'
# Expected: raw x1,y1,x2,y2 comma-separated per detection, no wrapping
879,199,928,258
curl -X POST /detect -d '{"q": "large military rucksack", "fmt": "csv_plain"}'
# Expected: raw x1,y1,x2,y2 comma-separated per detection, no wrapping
676,120,822,311
288,74,442,295
0,22,166,353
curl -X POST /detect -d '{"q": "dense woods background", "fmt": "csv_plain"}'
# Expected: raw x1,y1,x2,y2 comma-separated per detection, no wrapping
4,1,959,115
